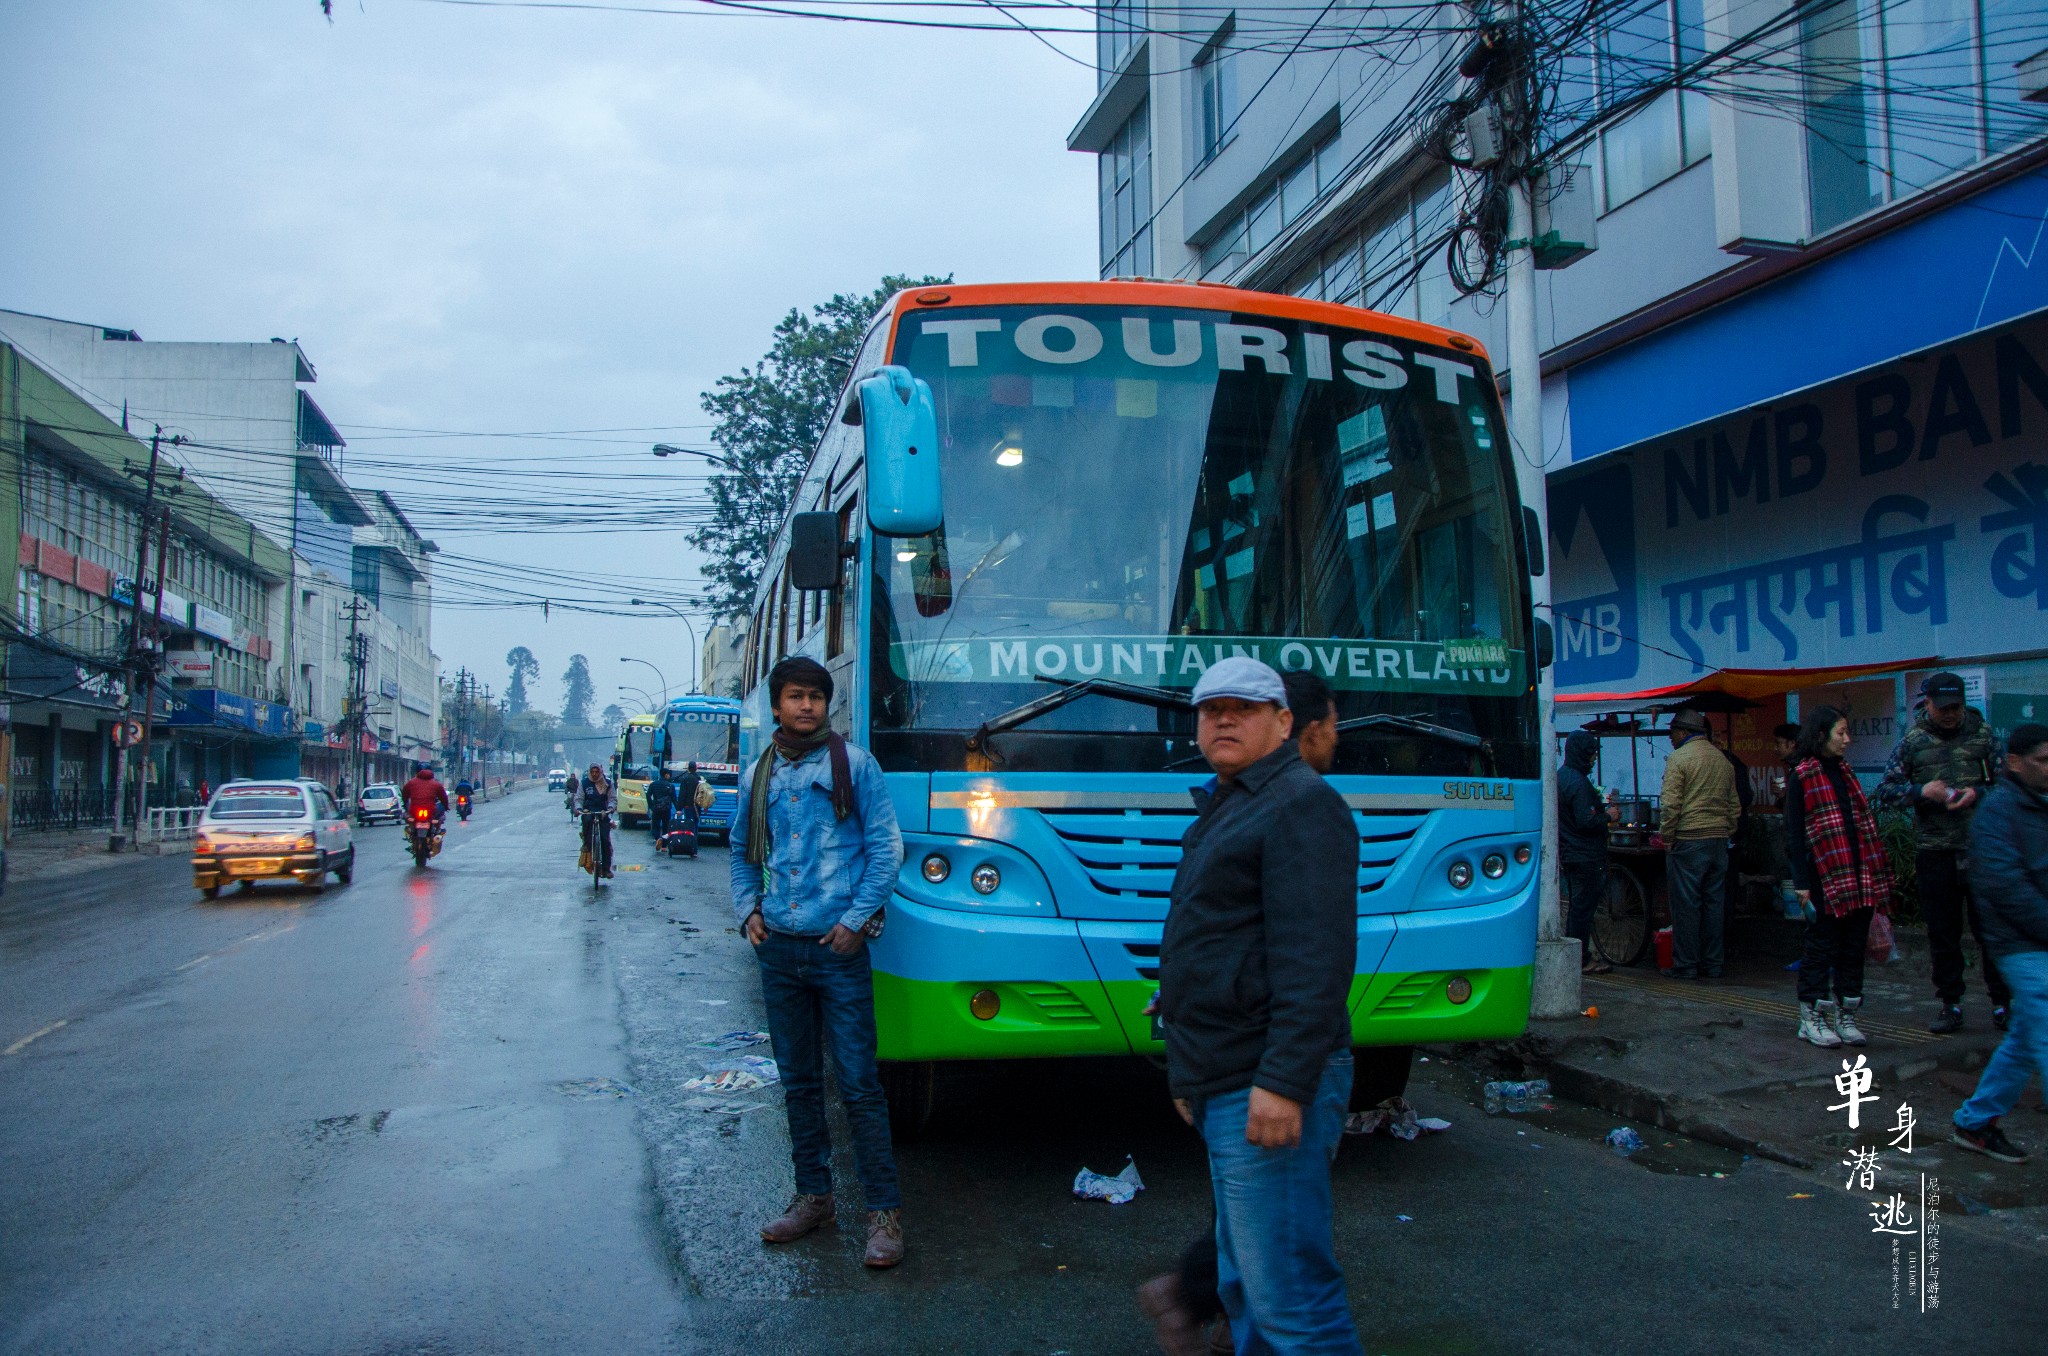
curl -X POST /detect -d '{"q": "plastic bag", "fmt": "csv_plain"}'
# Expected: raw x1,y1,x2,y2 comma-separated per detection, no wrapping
1072,1158,1145,1204
1867,912,1898,964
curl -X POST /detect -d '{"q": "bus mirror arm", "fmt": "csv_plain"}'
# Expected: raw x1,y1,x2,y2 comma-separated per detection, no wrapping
965,676,1194,754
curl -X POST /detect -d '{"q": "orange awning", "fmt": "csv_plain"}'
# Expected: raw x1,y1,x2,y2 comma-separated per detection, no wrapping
1556,656,1939,705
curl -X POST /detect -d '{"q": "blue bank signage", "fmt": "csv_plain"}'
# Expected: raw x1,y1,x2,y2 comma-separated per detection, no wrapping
1551,309,2048,692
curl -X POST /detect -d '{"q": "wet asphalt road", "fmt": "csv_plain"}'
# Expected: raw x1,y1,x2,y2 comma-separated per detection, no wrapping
4,787,2047,1355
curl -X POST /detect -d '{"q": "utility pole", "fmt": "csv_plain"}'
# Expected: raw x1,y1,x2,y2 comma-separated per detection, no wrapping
342,597,371,800
110,428,179,851
132,507,173,833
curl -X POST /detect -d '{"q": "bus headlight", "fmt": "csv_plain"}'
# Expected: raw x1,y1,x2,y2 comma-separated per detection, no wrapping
1513,844,1532,865
1446,976,1473,1004
1481,852,1507,880
969,988,1000,1020
1447,860,1474,890
922,853,951,883
971,864,1001,895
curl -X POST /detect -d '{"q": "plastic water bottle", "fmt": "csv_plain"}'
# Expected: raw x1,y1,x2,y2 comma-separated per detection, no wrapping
1605,1127,1646,1155
1484,1079,1552,1114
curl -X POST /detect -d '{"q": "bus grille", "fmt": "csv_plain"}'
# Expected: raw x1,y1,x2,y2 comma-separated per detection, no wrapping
1015,982,1098,1026
1041,807,1427,905
1372,973,1442,1013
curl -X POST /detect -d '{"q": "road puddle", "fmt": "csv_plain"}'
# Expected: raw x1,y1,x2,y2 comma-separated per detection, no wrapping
1425,1060,1750,1178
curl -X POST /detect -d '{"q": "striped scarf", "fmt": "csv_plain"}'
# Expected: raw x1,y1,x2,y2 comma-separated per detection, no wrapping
1791,756,1894,917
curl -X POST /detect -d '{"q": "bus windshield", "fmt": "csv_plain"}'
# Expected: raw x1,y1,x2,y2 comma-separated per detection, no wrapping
663,709,738,770
870,302,1536,777
617,721,656,781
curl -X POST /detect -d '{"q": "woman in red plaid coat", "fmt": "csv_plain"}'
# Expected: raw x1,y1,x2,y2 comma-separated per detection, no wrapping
1786,705,1895,1048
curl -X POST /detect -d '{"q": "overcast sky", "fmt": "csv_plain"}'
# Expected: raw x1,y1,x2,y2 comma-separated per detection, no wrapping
0,0,1096,718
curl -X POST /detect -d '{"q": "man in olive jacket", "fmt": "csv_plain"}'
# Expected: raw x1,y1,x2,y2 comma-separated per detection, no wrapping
1660,708,1741,979
1158,657,1363,1355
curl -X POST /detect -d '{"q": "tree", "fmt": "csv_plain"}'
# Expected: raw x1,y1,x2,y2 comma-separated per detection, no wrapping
505,646,540,715
688,274,952,620
599,703,627,736
560,654,594,729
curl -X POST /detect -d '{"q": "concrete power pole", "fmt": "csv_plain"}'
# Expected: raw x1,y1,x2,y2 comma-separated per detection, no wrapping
342,597,371,798
109,428,177,851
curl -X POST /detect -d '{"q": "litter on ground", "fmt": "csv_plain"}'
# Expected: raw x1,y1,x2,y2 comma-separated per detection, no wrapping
682,1070,769,1093
1344,1097,1452,1140
553,1077,635,1099
686,1097,770,1115
690,1031,771,1052
1604,1127,1646,1156
1072,1159,1145,1205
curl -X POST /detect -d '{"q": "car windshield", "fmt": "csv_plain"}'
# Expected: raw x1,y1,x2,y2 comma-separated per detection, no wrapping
363,788,395,800
207,789,307,820
870,303,1536,776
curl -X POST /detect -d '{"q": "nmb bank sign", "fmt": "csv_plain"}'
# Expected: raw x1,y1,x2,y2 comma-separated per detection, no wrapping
1551,310,2048,691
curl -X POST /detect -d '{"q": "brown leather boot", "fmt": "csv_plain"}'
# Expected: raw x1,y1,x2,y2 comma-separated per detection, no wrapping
863,1208,905,1268
1135,1273,1206,1356
760,1193,834,1244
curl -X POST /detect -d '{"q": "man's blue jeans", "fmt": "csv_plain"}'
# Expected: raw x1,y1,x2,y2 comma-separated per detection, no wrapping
1955,950,2048,1132
755,928,901,1209
1198,1053,1363,1356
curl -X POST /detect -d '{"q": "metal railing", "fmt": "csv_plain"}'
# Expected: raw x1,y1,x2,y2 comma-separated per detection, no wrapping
138,806,205,845
10,787,117,832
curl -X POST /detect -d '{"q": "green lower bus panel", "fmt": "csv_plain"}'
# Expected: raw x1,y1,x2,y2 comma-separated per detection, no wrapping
871,965,1533,1063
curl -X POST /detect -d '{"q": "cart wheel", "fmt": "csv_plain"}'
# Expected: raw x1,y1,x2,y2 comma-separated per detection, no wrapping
1592,866,1650,966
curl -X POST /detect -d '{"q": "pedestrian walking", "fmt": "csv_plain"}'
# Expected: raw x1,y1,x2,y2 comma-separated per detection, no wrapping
1141,666,1349,1356
1659,708,1742,979
1786,706,1893,1049
729,656,906,1269
1875,671,2010,1033
646,768,676,839
1771,722,1800,808
1156,656,1362,1356
678,761,706,836
1559,730,1618,975
1950,723,2048,1164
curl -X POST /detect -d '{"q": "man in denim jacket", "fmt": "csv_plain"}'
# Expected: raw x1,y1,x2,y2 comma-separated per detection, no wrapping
730,656,906,1267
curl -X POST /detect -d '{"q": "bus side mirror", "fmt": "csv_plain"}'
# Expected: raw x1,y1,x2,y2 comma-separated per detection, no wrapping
1523,505,1546,576
1534,617,1555,670
860,365,943,537
789,512,851,591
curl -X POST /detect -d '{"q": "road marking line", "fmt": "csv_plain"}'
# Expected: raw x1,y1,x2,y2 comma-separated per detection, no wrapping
4,1019,69,1056
174,920,298,974
175,953,215,972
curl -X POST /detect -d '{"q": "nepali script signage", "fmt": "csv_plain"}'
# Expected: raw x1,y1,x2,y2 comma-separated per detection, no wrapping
889,634,1521,695
1550,310,2048,691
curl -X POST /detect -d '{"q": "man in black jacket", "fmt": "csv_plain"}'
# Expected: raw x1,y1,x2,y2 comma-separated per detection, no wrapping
1559,730,1616,974
1158,657,1363,1355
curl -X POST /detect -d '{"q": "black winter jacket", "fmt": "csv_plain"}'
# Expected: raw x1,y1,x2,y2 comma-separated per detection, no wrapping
1558,731,1608,864
1158,742,1358,1104
1969,776,2048,958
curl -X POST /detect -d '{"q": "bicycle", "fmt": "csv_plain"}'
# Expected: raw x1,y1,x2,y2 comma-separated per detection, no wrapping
580,810,613,888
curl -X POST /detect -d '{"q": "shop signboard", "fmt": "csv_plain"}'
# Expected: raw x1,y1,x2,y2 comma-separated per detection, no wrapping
164,651,214,683
5,643,127,710
1553,310,2048,694
192,605,237,644
110,579,191,629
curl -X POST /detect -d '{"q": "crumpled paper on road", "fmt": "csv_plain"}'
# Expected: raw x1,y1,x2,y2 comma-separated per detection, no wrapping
1344,1097,1452,1140
690,1030,771,1052
682,1070,768,1093
1072,1158,1145,1205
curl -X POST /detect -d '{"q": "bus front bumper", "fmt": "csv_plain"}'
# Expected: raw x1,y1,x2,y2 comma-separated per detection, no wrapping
868,886,1536,1064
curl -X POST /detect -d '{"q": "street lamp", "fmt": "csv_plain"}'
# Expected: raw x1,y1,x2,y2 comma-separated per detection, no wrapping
620,656,669,709
653,443,743,472
618,684,656,714
629,600,699,693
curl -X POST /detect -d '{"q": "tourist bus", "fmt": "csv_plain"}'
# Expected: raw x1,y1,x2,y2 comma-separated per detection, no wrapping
734,281,1545,1124
654,694,742,841
613,712,661,827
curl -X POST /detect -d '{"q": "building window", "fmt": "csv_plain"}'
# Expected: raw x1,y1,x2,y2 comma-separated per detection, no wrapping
1802,0,2045,235
1098,0,1144,82
1100,102,1154,277
1199,129,1344,280
1280,168,1456,326
1595,0,1711,212
1196,25,1237,163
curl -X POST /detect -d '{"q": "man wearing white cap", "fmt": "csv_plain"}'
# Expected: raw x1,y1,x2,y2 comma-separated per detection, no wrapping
1158,656,1364,1355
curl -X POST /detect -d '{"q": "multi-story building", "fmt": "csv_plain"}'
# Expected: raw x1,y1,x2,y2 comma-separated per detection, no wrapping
0,309,439,794
0,341,295,834
701,619,748,698
1072,1,2048,781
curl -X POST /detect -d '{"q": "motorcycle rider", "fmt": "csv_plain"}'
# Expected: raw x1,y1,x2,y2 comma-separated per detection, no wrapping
452,775,474,819
401,764,450,839
573,762,617,878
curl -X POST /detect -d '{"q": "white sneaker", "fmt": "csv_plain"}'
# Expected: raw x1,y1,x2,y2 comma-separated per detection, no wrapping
1800,1001,1845,1048
1832,996,1868,1046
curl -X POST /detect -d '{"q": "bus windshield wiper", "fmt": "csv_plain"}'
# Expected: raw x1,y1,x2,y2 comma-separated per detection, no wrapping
1338,713,1496,770
966,676,1192,754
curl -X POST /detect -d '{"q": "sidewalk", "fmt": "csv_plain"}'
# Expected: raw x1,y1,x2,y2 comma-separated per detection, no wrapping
1467,924,2048,1208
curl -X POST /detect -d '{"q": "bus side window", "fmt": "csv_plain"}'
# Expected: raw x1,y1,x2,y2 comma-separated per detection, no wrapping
829,495,856,660
776,569,791,661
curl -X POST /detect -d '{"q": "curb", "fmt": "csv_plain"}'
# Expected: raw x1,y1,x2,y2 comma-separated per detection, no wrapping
1539,1060,1816,1170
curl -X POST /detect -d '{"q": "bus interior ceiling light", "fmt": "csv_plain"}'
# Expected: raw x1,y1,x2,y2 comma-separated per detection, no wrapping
897,547,918,562
994,435,1023,468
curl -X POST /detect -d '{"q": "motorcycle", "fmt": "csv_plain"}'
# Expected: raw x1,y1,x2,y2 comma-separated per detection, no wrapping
407,805,444,868
455,792,472,822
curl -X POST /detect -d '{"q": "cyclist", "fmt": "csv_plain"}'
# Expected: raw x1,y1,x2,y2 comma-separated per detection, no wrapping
573,762,617,878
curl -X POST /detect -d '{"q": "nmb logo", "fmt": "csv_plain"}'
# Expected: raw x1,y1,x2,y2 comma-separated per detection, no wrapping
1549,462,1639,687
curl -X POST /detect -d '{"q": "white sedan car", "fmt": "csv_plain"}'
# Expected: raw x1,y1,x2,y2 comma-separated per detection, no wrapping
192,780,356,899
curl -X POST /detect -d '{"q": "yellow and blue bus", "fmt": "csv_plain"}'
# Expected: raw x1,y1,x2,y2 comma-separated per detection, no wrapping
655,695,741,841
735,281,1544,1124
614,713,662,827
